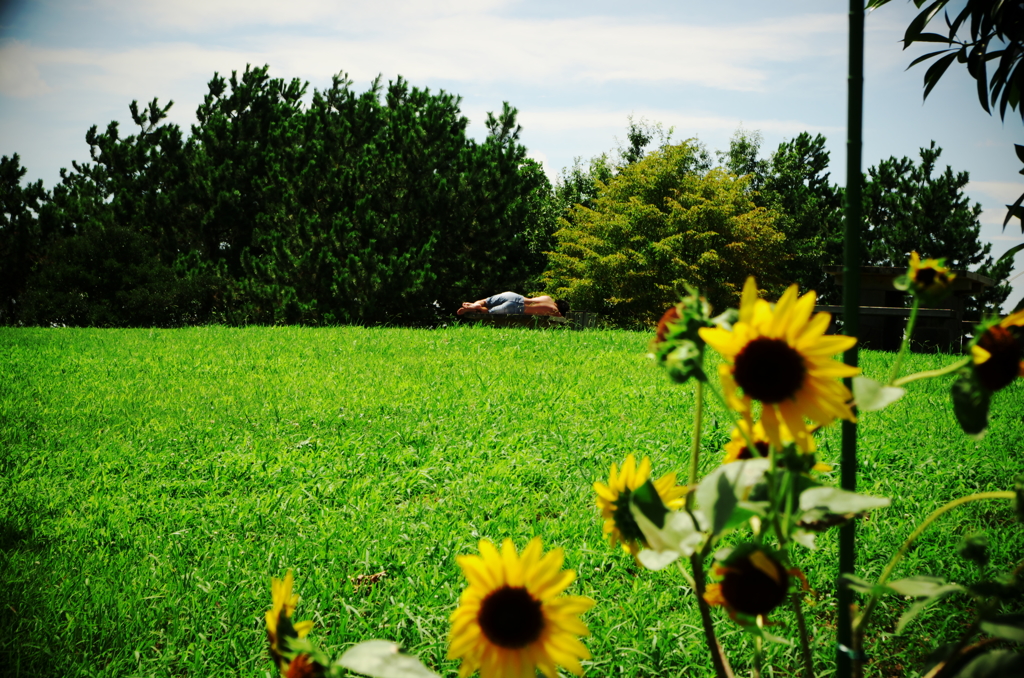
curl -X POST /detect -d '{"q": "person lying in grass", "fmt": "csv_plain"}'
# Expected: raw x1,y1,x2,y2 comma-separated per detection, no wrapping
457,292,569,317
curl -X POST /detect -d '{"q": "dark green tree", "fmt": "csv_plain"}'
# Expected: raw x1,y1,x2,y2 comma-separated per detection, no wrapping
188,68,552,324
857,142,1012,317
19,98,215,326
718,131,843,300
0,154,48,324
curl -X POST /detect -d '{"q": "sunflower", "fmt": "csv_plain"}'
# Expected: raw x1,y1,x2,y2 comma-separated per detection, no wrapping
971,309,1024,392
723,419,831,472
703,544,790,619
698,277,858,452
593,454,688,555
448,537,595,678
905,251,955,300
285,654,324,678
654,305,681,347
266,571,315,675
722,420,774,464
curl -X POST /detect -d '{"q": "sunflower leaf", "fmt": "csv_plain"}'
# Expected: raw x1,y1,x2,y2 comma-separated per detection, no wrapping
951,367,991,439
852,376,906,412
631,507,705,571
885,576,961,598
980,615,1024,643
335,640,441,678
839,573,879,595
894,582,963,634
696,459,771,537
798,487,891,515
950,651,1024,678
630,478,669,529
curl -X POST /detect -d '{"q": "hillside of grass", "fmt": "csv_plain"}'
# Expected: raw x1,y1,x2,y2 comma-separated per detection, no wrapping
1,325,1021,677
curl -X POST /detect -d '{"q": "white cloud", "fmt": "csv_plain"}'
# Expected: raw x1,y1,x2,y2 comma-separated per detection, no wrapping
99,0,510,32
970,181,1024,207
31,6,845,97
0,40,51,97
515,107,842,137
526,149,554,183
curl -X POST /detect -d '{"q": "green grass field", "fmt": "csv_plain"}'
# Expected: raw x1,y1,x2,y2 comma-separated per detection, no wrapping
1,325,1021,677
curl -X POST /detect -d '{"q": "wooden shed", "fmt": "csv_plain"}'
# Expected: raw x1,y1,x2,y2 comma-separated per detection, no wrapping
818,266,994,352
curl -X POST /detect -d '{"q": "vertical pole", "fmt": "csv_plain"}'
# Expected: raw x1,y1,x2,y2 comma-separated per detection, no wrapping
838,1,864,677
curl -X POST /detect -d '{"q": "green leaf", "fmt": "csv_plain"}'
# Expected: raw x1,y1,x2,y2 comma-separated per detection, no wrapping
908,48,955,69
852,376,906,412
1003,190,1024,230
893,581,963,633
886,576,961,598
995,242,1024,267
799,486,890,515
839,573,877,595
632,507,705,571
971,42,991,114
664,341,706,384
335,640,441,678
951,368,991,439
905,0,946,45
950,650,1024,678
630,478,668,530
923,51,959,99
913,32,955,44
980,615,1024,643
696,459,770,537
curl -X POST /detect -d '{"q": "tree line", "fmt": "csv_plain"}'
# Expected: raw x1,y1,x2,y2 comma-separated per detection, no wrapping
0,67,1011,328
543,123,1011,327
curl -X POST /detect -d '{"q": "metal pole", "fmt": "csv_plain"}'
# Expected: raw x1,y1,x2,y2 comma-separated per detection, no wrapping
837,1,864,676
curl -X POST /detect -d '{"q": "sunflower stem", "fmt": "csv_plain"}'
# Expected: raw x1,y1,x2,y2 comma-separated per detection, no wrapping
690,553,735,678
791,592,815,678
752,629,763,678
766,444,785,543
686,381,705,508
779,466,794,544
887,296,920,384
852,491,1015,640
891,356,971,387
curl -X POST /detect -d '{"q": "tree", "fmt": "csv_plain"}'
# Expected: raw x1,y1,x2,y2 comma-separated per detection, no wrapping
868,0,1024,228
719,130,844,300
19,98,215,327
6,65,556,326
855,142,1012,317
0,154,48,324
542,141,787,326
221,73,552,324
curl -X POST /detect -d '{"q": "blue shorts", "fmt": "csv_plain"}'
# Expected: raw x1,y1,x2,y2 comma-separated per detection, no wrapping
486,292,525,314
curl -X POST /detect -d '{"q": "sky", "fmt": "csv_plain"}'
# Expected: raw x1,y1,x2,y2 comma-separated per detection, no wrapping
2,0,1023,309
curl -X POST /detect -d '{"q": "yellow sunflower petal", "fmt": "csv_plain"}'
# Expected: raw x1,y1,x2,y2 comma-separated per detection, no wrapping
1001,309,1024,327
972,344,992,365
449,538,592,678
631,456,652,489
739,276,759,324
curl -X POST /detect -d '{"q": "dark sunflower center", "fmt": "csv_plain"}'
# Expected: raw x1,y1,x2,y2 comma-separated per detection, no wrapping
733,337,806,403
915,267,937,288
721,555,789,617
975,326,1022,392
478,586,545,649
611,490,646,545
736,441,771,460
